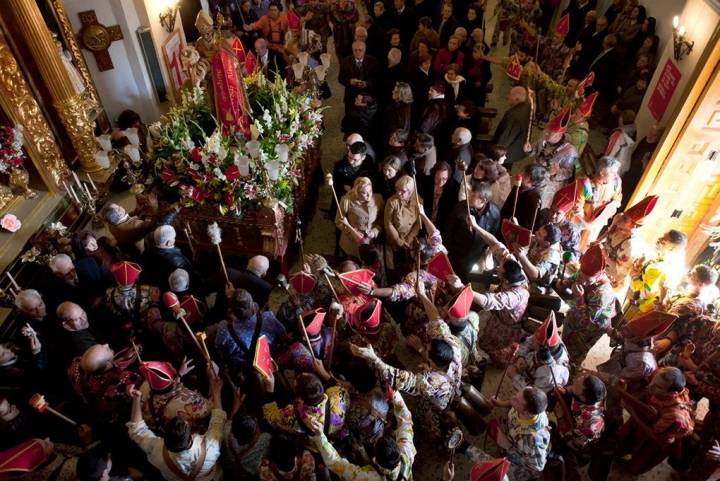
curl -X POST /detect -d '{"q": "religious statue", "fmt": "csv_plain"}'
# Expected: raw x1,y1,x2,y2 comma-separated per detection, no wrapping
55,38,86,96
191,11,251,139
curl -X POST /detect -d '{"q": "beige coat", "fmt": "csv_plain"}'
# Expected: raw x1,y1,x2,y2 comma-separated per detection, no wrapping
384,194,421,250
336,192,385,257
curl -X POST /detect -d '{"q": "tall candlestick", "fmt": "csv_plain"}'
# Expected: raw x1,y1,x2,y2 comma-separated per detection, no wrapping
86,173,97,192
62,181,71,201
82,181,92,199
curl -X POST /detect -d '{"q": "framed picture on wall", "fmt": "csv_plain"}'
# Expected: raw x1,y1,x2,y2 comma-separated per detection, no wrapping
161,30,188,97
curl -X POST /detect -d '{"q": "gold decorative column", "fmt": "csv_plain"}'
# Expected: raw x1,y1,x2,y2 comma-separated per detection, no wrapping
0,30,69,191
5,0,102,172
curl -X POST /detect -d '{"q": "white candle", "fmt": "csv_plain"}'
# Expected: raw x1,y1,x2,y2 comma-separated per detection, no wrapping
68,184,79,203
72,171,82,191
86,173,97,192
6,272,20,290
83,181,93,199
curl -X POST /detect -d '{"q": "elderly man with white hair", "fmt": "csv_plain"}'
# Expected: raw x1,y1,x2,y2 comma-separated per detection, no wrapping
228,255,273,307
104,202,154,253
445,126,473,182
56,301,99,360
14,290,48,357
144,224,198,291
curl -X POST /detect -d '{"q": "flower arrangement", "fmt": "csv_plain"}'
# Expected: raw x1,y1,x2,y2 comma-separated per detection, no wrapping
20,221,72,264
151,75,324,217
0,125,26,172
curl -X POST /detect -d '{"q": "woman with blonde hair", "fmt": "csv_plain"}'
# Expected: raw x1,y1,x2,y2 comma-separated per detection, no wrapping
384,175,421,273
336,177,385,258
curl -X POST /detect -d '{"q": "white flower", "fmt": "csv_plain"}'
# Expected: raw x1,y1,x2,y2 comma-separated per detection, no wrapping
213,167,226,181
180,136,195,151
48,221,67,234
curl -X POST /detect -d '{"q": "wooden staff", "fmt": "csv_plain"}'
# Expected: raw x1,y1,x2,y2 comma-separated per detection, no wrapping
131,340,143,364
183,228,196,260
322,272,342,304
325,173,345,220
325,173,364,240
29,394,77,426
526,89,536,145
462,174,473,232
529,204,540,233
296,219,305,266
327,306,339,371
6,272,19,291
195,332,215,371
534,28,542,63
511,176,523,219
207,222,229,284
484,342,519,448
297,313,316,361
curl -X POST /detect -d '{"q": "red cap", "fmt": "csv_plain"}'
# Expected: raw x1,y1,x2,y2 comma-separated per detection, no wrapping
339,269,376,297
577,92,599,118
352,300,382,333
0,439,48,476
506,54,522,81
446,285,474,320
625,195,659,224
289,271,316,296
287,7,301,30
230,37,245,61
111,261,142,286
578,72,595,90
470,458,512,481
534,311,560,347
140,361,176,391
627,310,677,339
547,107,571,135
501,219,532,247
580,244,606,277
552,182,578,213
180,295,207,325
555,14,570,36
163,291,180,310
302,308,326,337
427,252,455,281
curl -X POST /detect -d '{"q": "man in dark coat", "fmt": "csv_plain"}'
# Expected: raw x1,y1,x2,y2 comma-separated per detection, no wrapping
561,0,596,47
501,164,547,231
435,2,459,47
228,255,273,307
339,41,380,115
445,182,501,281
392,0,417,48
144,225,199,291
492,86,531,166
586,34,619,103
417,80,449,151
572,15,608,78
332,141,377,202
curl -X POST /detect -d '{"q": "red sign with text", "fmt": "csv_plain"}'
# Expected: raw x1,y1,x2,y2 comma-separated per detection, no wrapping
648,59,682,122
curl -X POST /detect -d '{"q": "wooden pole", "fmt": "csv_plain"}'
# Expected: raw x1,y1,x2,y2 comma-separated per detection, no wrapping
483,342,519,448
298,314,316,360
184,228,196,260
462,175,473,232
511,176,522,219
216,244,230,284
529,204,540,233
177,312,208,362
46,406,78,426
526,89,536,145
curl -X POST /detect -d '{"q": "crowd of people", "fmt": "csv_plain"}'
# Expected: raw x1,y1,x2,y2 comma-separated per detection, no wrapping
1,1,720,481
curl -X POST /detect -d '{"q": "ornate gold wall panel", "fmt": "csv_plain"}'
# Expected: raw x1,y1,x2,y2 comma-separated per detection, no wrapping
0,29,69,191
5,0,101,172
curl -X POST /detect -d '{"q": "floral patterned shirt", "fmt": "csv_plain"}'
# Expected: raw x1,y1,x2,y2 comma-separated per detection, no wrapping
505,409,550,474
263,386,349,440
388,270,441,302
556,397,605,451
313,391,415,481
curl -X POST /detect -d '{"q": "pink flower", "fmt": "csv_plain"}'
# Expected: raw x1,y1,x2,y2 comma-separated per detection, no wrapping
1,214,21,232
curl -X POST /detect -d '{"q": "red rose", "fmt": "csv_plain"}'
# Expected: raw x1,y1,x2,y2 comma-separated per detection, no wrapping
160,168,177,184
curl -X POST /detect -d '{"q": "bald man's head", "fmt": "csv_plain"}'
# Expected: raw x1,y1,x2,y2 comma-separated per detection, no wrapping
80,344,115,373
248,255,270,277
508,86,527,106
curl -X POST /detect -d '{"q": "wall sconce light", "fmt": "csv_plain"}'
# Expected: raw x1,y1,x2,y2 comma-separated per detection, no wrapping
672,16,694,61
159,1,180,33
